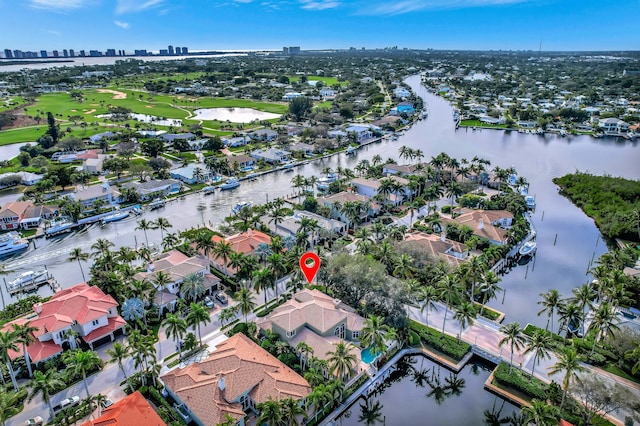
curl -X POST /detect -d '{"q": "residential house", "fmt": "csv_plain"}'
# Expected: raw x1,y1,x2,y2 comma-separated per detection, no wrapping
598,118,630,134
441,209,513,245
248,129,278,142
160,133,196,143
170,163,212,184
209,229,271,275
83,154,109,174
80,391,166,426
19,204,57,229
264,210,347,244
317,191,381,223
390,102,415,116
287,142,315,157
282,92,303,101
320,88,336,99
1,283,126,365
71,183,120,208
226,154,256,169
161,333,311,426
344,124,380,142
517,121,537,129
393,87,411,98
402,231,469,267
349,175,412,206
222,136,251,148
121,179,182,201
382,163,419,177
0,201,33,230
0,171,44,187
135,250,219,314
257,289,364,362
250,148,291,164
89,132,116,143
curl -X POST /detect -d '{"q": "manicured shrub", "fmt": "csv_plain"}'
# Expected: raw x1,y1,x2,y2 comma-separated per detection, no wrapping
493,362,547,400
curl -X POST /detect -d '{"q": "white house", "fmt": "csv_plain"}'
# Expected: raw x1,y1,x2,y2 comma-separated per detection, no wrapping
71,183,120,208
598,118,630,134
121,179,182,201
250,148,291,164
170,163,212,184
393,87,411,98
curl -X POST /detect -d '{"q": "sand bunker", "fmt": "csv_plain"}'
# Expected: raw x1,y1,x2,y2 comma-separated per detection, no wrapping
97,89,127,100
84,109,96,115
70,109,77,112
145,105,154,108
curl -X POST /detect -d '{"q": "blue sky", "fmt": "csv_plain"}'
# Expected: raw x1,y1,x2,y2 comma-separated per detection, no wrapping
1,0,638,52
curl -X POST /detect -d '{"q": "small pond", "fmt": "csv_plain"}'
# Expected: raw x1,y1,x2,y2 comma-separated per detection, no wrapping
191,108,281,123
335,355,519,426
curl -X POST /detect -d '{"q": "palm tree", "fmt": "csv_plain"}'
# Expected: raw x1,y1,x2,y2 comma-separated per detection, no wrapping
360,315,389,356
180,273,206,302
28,368,65,422
257,398,282,426
234,286,256,324
136,218,156,248
267,252,286,301
547,346,585,407
67,247,89,282
524,331,553,379
212,240,234,276
557,302,583,337
0,329,19,391
437,274,462,337
162,314,188,360
186,302,211,345
162,232,181,251
154,217,172,242
253,267,274,306
478,271,502,315
194,232,216,258
280,397,308,426
121,297,145,326
12,322,38,377
295,341,314,370
453,301,476,338
419,286,439,327
537,289,562,332
0,388,20,426
268,198,286,233
588,302,619,356
63,349,103,399
499,322,526,374
521,399,559,426
107,342,132,392
327,342,358,381
460,255,487,303
152,270,172,320
446,181,463,212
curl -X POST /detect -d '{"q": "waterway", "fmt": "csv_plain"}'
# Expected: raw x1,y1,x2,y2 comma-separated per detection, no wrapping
2,75,639,333
335,355,519,426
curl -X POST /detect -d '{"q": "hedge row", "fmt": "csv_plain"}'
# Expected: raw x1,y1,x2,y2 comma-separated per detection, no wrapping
410,320,470,361
493,362,548,400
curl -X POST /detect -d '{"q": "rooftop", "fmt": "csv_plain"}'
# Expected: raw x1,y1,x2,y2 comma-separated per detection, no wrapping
81,391,166,426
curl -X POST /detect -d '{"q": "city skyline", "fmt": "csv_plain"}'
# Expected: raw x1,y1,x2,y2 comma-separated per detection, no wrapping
0,0,638,52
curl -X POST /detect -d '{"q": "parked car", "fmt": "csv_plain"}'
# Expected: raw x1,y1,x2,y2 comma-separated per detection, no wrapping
24,417,43,426
59,396,81,409
215,292,228,304
203,296,215,309
101,398,114,409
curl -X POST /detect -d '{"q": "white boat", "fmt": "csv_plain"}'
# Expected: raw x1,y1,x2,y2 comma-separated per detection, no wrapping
519,241,537,257
421,110,428,119
318,173,338,185
316,183,329,191
346,146,357,155
101,211,130,225
232,201,252,215
131,206,142,215
148,198,166,210
283,163,295,170
219,179,240,190
0,232,28,257
45,218,74,237
525,195,536,209
203,186,216,195
8,270,48,290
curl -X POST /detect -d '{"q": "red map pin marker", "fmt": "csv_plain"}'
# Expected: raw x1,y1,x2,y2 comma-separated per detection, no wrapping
299,252,321,284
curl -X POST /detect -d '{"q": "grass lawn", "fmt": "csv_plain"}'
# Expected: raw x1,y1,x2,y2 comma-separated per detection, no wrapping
603,363,640,384
289,75,346,86
460,119,507,129
314,101,333,110
0,96,28,112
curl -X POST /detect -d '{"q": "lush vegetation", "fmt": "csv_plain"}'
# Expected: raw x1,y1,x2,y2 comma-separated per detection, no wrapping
410,320,470,361
553,172,640,242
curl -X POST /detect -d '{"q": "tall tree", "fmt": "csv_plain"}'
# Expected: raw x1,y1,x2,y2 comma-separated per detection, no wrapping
106,342,132,392
453,301,476,338
186,302,211,345
0,329,19,391
67,247,90,282
154,217,172,242
587,302,619,356
12,322,38,377
136,218,157,248
63,349,103,399
28,369,65,422
327,342,358,382
360,314,390,356
499,322,526,374
162,314,188,361
437,274,462,337
524,331,553,379
537,289,562,332
234,286,256,324
547,346,585,408
180,273,205,302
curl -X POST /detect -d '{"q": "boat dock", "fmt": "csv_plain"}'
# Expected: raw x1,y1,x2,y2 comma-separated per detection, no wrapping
4,271,58,296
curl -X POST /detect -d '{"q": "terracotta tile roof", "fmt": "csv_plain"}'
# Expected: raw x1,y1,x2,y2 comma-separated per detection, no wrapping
441,209,513,244
257,289,364,335
161,333,311,426
403,231,468,267
288,328,361,362
317,191,382,211
35,283,119,333
81,391,166,426
212,229,271,255
135,250,210,283
83,315,126,343
0,201,33,218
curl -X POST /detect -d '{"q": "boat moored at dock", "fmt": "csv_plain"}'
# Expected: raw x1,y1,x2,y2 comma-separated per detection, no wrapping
232,201,252,215
44,218,75,237
219,178,240,190
0,231,28,257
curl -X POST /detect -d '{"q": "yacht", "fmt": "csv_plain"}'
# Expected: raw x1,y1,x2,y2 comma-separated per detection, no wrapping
131,206,143,215
45,218,74,237
318,173,338,185
519,241,537,257
219,178,240,190
525,195,536,209
203,186,216,195
8,270,48,290
346,146,357,155
148,198,166,210
101,211,130,225
232,201,252,215
421,110,429,119
0,232,28,257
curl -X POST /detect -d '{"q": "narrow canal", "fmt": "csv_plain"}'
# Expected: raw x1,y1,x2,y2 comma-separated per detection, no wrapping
3,75,639,335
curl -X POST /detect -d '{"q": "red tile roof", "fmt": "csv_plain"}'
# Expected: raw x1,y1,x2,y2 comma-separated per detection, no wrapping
83,315,126,343
212,229,271,255
81,391,166,426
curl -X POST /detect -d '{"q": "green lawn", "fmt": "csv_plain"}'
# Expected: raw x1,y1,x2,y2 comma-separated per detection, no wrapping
289,75,346,86
460,119,507,129
0,96,28,112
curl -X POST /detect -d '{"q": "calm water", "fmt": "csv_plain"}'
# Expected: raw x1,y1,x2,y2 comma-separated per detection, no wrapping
191,108,281,123
336,355,519,426
2,75,639,326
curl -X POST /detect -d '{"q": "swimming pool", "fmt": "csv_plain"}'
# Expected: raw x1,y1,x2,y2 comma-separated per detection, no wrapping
361,346,379,364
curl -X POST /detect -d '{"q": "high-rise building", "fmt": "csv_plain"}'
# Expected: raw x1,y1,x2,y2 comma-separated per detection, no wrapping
63,49,68,57
89,50,101,57
13,50,25,59
79,50,86,57
3,49,12,59
52,50,59,57
40,50,48,58
106,49,116,56
69,49,75,57
168,45,174,55
134,49,148,56
289,46,300,55
182,47,188,54
159,49,169,55
175,47,182,55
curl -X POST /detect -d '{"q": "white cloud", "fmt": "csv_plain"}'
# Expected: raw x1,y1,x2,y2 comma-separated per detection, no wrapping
300,0,340,10
47,30,62,36
361,0,530,15
115,0,164,14
114,20,131,29
30,0,89,9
